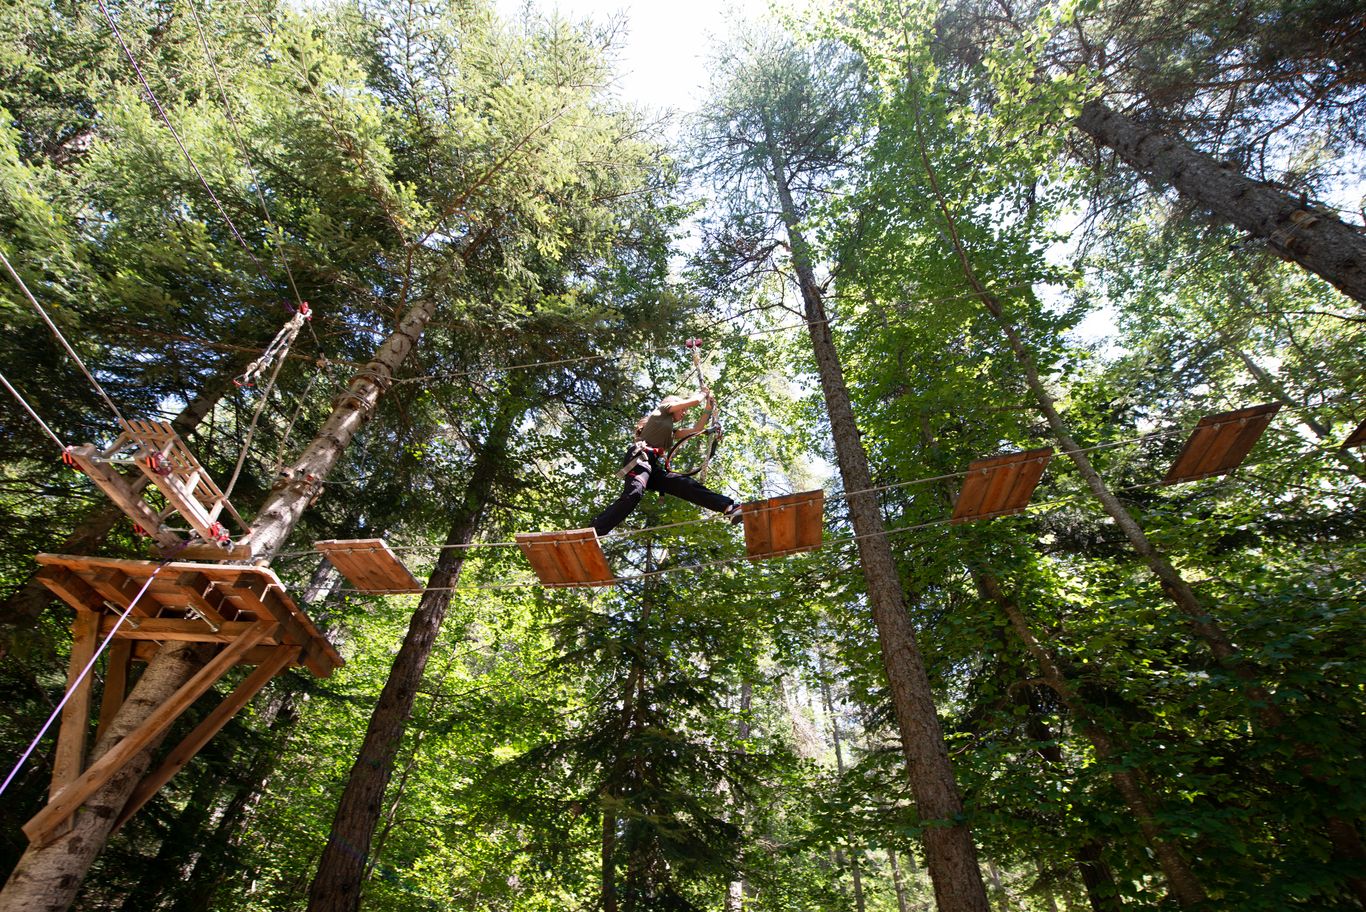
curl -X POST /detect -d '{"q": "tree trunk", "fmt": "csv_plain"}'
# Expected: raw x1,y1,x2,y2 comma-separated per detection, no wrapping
0,274,451,912
767,141,990,912
820,654,866,912
0,368,236,651
0,641,210,912
723,681,752,912
889,847,912,912
305,408,514,912
1075,98,1366,306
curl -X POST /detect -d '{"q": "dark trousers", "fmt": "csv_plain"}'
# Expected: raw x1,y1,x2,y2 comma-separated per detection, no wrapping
591,453,733,536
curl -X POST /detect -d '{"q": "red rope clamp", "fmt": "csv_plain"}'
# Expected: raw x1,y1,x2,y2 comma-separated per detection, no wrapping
61,448,83,473
206,522,231,549
145,451,173,477
132,523,151,538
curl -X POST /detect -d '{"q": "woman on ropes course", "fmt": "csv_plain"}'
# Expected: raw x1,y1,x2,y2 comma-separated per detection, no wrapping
590,368,740,536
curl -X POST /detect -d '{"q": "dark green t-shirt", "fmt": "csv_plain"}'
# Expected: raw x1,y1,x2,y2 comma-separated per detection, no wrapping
636,407,674,450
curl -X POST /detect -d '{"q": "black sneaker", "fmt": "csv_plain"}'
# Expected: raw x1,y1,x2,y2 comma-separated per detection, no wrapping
723,503,743,525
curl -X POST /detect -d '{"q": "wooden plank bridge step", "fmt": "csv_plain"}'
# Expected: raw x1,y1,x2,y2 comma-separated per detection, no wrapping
952,448,1054,523
741,490,824,560
1163,403,1281,484
314,538,422,593
515,529,616,588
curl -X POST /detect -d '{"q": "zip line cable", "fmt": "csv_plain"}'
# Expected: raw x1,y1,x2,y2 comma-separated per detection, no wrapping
184,0,313,331
94,0,271,287
332,443,1345,596
278,415,1266,561
0,248,129,427
0,370,68,451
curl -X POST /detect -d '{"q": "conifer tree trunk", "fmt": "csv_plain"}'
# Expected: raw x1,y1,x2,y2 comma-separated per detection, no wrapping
888,847,912,912
767,141,991,912
1075,99,1366,306
723,681,752,912
820,654,866,912
306,404,515,912
0,283,450,912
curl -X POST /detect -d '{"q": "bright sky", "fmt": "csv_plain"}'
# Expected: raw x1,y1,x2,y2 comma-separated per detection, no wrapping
495,0,775,117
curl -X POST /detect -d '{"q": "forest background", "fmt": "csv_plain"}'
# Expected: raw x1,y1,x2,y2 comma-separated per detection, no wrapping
0,0,1363,910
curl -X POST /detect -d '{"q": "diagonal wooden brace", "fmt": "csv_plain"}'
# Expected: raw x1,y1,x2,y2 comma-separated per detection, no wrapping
22,621,276,847
113,645,299,832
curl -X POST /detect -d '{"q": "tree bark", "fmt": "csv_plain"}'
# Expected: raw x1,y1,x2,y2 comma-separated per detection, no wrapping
888,847,912,912
723,681,752,912
305,407,513,912
820,654,866,912
766,139,990,912
1075,98,1366,307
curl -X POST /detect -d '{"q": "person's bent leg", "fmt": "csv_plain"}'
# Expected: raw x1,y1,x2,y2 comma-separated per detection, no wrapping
655,472,733,514
591,468,649,535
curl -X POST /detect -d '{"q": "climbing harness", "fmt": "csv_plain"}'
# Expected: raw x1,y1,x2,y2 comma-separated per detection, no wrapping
616,440,666,479
664,338,723,479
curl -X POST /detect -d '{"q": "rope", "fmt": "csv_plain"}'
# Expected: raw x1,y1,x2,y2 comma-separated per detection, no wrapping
0,248,129,426
0,370,68,452
185,0,308,319
223,312,307,502
95,0,270,283
0,565,163,800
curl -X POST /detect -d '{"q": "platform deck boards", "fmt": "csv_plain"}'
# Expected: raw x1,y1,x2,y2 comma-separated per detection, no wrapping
742,490,825,559
951,448,1054,523
1163,403,1281,484
315,539,422,593
1343,418,1366,449
34,554,342,677
515,529,616,587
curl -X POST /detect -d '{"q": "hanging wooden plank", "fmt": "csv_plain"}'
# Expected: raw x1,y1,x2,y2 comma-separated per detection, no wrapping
1342,418,1366,449
515,529,616,587
951,448,1054,523
1163,403,1281,484
742,490,824,560
314,538,422,593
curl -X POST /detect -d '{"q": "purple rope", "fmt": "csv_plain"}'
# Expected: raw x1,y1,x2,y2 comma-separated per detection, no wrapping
0,566,162,799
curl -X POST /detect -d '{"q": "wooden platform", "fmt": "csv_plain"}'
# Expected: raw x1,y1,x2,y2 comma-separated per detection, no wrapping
25,553,342,847
515,528,616,587
1163,403,1281,484
1342,418,1366,449
315,538,422,593
951,448,1053,523
741,490,824,559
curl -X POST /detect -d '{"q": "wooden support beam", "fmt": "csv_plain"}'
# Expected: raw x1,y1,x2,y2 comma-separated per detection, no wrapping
98,617,276,644
51,613,100,804
36,566,107,613
86,569,160,619
66,445,182,550
22,621,274,847
95,640,133,746
113,646,300,832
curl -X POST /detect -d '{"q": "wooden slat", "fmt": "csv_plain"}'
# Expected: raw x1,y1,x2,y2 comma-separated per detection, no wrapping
95,640,133,746
113,645,300,832
1341,418,1366,449
229,575,336,677
743,491,824,559
515,529,615,587
51,612,99,803
1164,404,1281,484
86,569,163,618
951,448,1054,523
177,572,230,627
23,621,275,847
314,539,422,593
